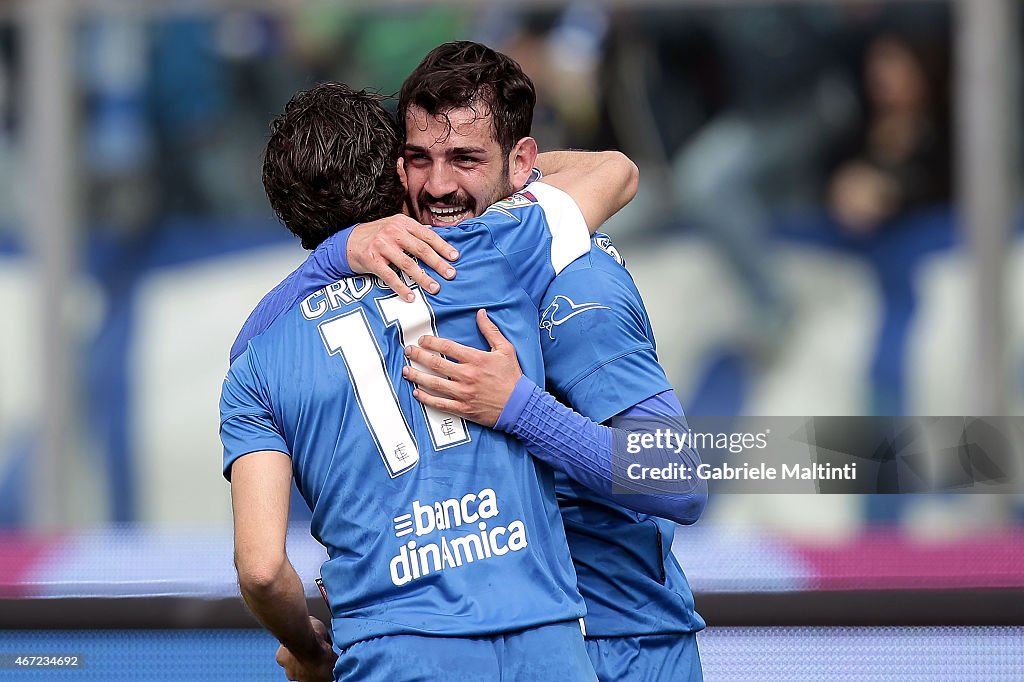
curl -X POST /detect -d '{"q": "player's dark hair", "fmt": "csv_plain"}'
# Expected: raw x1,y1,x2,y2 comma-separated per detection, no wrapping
398,41,536,156
262,82,405,250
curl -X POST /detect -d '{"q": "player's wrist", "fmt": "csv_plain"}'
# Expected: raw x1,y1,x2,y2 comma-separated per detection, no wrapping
332,223,357,275
493,376,538,432
285,632,325,663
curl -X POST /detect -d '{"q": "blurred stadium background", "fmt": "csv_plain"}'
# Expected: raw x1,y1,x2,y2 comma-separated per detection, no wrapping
1,0,1023,679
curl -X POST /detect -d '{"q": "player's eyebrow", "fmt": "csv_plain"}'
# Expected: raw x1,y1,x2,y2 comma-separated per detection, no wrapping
403,144,487,157
446,147,487,157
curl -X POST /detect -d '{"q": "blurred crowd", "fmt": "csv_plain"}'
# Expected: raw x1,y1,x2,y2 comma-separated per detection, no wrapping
0,3,959,344
0,3,957,234
507,3,956,395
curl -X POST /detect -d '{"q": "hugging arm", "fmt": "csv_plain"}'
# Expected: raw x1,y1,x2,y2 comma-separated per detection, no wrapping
314,216,460,303
317,151,639,295
535,151,639,234
403,311,707,525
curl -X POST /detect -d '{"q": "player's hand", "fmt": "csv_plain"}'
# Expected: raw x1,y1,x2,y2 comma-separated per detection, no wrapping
347,215,459,302
403,309,522,427
275,617,337,682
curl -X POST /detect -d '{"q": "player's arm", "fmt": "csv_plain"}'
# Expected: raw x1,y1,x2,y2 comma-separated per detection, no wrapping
594,392,708,524
221,352,335,679
403,311,706,525
534,251,706,522
316,150,638,296
311,216,460,303
231,451,336,681
313,151,636,302
481,151,639,312
534,151,639,233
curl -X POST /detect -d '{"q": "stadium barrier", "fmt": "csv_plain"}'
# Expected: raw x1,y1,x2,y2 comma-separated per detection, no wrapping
2,525,1022,629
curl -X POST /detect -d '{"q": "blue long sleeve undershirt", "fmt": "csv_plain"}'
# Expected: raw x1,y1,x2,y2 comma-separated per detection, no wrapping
495,377,708,524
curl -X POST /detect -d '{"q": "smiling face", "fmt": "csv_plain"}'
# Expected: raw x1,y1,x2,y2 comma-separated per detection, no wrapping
402,103,533,227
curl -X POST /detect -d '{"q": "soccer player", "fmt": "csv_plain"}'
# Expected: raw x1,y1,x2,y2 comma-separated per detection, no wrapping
221,82,639,681
396,42,707,682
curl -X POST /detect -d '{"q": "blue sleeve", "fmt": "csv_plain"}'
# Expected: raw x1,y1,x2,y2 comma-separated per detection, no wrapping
481,182,592,306
610,391,707,523
495,378,707,524
309,224,353,278
219,348,289,480
539,251,670,423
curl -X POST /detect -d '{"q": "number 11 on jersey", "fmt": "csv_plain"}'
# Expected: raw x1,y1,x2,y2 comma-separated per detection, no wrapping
319,289,470,478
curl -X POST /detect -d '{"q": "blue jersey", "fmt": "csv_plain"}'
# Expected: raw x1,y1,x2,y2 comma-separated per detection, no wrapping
540,234,706,637
220,183,591,650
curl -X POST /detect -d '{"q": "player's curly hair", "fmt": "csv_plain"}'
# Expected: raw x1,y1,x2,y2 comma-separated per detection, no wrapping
398,41,536,156
262,82,406,250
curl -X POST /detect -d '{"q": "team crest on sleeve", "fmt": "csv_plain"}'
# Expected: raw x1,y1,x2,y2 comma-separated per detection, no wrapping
540,295,610,339
495,191,537,209
485,191,539,220
484,191,538,221
593,233,625,266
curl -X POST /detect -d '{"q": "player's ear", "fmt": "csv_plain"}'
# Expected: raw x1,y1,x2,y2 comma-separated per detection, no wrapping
509,137,538,190
396,159,413,216
396,157,409,191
